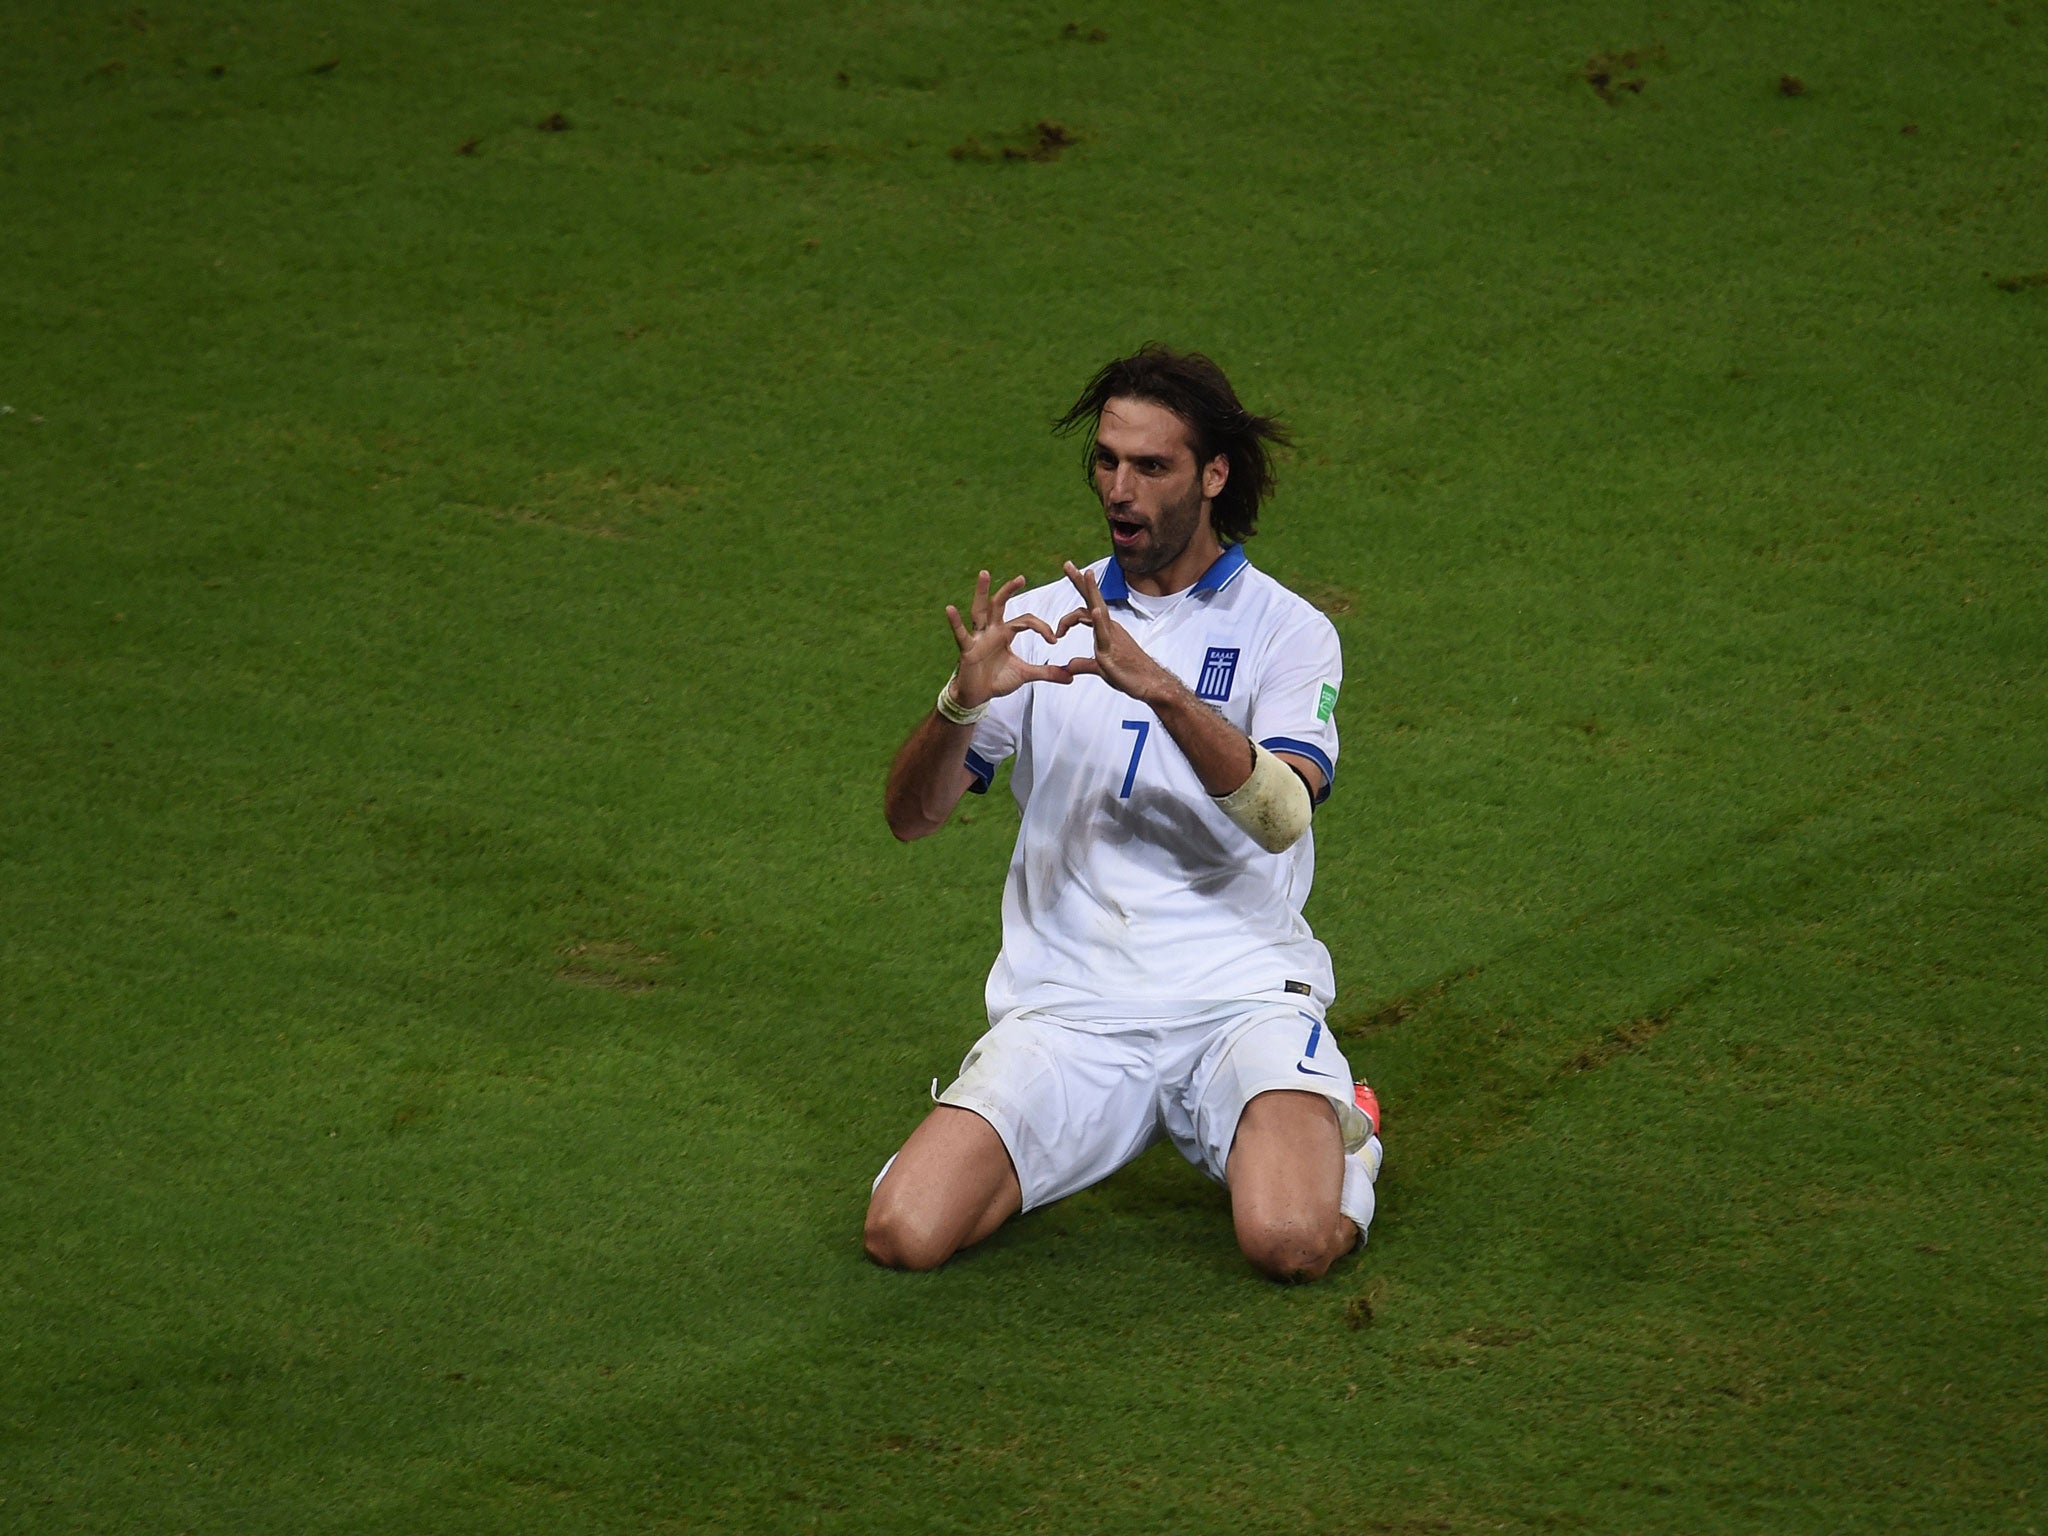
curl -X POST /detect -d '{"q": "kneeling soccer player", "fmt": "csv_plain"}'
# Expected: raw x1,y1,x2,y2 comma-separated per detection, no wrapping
868,345,1383,1282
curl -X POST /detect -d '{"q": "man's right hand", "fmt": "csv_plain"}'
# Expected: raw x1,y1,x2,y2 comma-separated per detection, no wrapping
945,570,1074,708
887,570,1072,841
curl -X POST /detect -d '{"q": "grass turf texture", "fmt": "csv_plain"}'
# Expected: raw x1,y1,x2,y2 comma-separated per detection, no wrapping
2,0,2044,1529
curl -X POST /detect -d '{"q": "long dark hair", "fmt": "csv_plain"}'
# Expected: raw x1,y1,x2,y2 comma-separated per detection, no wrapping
1054,344,1290,545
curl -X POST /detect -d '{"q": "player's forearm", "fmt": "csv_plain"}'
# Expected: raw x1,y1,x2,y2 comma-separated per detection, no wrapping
1147,681,1257,799
1151,685,1317,852
884,712,977,841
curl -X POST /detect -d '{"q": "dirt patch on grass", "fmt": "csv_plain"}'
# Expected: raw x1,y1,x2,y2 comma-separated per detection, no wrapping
1291,579,1359,617
557,939,670,991
1344,1278,1387,1329
951,120,1078,163
1345,965,1484,1038
465,468,697,539
1559,1005,1674,1074
1581,44,1667,103
1993,271,2048,292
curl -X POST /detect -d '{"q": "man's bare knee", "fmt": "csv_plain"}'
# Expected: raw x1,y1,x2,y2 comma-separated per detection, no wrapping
862,1108,1020,1272
863,1198,957,1272
1238,1218,1341,1283
1227,1089,1347,1281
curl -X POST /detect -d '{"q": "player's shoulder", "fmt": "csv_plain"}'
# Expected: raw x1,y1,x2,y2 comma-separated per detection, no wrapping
1232,561,1341,644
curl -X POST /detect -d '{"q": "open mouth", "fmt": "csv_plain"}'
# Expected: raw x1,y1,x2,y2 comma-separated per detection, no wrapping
1108,516,1144,549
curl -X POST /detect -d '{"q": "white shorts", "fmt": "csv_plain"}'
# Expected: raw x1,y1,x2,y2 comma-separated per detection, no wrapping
935,1003,1370,1213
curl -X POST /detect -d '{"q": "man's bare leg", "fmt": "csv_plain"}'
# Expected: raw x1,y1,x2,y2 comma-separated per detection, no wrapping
1224,1089,1355,1283
864,1106,1023,1271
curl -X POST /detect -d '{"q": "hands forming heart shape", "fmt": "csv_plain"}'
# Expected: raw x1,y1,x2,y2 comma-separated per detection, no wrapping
945,562,1175,710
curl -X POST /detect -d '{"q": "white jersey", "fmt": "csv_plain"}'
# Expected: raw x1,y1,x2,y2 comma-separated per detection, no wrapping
965,546,1344,1024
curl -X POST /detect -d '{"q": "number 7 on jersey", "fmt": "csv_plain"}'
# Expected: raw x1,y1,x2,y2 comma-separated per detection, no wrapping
1117,719,1150,799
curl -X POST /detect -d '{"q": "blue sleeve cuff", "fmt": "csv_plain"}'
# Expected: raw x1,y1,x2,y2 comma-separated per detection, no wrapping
1259,737,1334,805
963,748,998,795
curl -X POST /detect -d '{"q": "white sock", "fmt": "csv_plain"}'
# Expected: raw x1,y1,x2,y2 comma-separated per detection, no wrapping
1340,1135,1382,1246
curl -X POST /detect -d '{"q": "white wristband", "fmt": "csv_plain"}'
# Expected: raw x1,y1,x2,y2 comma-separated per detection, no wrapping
1215,744,1313,853
935,676,989,726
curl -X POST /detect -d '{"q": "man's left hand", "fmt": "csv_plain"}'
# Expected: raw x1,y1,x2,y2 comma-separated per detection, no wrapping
1056,561,1178,703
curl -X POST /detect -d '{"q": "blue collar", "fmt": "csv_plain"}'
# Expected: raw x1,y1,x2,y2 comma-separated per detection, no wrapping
1100,542,1249,602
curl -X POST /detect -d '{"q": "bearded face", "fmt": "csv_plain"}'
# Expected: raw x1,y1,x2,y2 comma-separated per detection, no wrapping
1090,397,1228,590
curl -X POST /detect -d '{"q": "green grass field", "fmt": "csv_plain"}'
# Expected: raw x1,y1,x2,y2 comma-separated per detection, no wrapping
4,1,2044,1530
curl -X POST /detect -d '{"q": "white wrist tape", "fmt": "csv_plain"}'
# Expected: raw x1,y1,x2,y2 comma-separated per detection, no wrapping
1215,744,1312,853
935,676,989,726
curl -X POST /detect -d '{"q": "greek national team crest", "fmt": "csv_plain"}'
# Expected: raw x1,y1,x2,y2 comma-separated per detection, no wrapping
1196,646,1240,702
